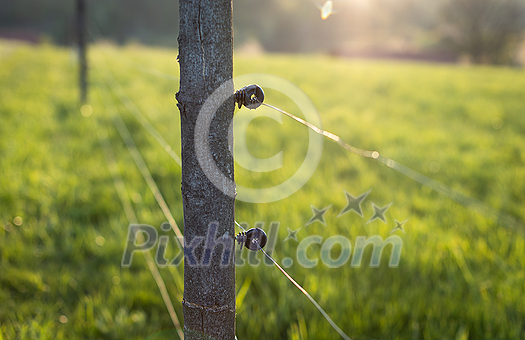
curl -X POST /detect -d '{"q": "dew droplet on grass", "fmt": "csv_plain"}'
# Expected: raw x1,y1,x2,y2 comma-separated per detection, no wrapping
4,223,13,232
80,104,92,117
96,236,105,246
112,276,121,285
429,161,441,173
491,117,503,130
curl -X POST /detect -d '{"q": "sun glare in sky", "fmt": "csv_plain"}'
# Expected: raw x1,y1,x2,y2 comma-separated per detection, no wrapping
320,0,333,20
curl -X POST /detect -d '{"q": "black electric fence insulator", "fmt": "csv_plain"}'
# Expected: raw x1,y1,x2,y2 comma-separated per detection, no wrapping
236,227,267,251
235,84,264,110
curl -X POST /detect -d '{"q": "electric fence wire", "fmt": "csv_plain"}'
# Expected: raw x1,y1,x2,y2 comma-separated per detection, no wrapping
86,30,181,166
235,222,353,340
262,102,524,233
94,64,184,241
84,27,188,336
93,88,184,340
97,56,181,166
259,247,352,340
86,31,183,240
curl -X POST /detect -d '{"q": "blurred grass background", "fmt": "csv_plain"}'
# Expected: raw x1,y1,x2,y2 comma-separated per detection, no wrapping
0,40,524,339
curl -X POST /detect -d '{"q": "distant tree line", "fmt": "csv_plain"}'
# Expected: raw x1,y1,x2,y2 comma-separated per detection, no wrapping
1,0,524,64
442,0,525,64
0,0,179,46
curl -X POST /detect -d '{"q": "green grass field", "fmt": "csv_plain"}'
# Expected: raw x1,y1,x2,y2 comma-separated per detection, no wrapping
1,40,524,339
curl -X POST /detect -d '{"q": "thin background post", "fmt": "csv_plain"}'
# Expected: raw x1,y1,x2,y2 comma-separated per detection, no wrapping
76,0,87,104
177,0,236,338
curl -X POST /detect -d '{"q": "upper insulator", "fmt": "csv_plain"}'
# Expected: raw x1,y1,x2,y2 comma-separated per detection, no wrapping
235,84,264,110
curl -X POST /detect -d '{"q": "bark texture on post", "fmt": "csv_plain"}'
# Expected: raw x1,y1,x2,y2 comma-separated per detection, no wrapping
76,0,87,104
177,0,235,339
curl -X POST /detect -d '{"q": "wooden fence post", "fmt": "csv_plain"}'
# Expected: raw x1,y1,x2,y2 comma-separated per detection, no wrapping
177,0,236,338
76,0,87,104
